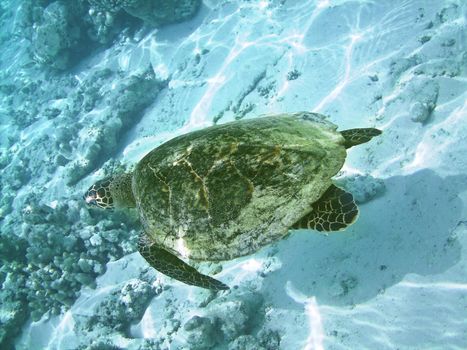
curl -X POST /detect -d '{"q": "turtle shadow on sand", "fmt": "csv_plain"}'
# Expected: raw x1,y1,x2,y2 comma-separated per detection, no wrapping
261,169,466,308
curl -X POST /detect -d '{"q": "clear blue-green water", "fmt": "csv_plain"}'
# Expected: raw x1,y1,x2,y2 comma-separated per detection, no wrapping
0,1,466,349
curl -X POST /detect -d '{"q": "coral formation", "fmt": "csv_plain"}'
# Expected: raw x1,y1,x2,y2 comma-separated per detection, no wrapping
183,315,221,349
32,2,84,69
0,53,166,346
337,174,386,204
0,188,140,348
0,19,166,346
88,0,201,26
76,279,159,334
180,291,273,349
66,67,167,185
16,0,202,69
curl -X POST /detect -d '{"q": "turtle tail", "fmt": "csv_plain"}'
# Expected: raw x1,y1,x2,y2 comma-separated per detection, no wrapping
340,128,382,149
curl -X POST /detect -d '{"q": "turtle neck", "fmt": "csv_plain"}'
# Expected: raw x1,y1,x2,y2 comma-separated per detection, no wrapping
110,172,136,208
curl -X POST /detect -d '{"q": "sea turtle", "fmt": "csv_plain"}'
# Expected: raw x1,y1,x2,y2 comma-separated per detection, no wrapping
83,112,381,290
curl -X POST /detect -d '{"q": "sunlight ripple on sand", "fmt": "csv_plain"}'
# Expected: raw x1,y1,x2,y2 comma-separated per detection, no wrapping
286,281,324,350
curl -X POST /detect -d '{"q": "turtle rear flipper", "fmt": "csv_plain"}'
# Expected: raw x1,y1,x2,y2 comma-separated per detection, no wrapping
340,128,381,148
138,235,229,291
291,185,358,232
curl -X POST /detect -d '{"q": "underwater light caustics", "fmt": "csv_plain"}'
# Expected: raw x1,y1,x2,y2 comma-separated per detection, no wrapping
189,38,254,129
317,0,330,9
404,101,467,173
313,32,362,113
176,237,191,258
400,281,467,291
286,281,324,350
241,258,263,272
258,0,269,10
139,311,158,338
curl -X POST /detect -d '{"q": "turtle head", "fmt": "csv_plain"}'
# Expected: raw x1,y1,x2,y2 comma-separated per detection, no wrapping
83,177,114,210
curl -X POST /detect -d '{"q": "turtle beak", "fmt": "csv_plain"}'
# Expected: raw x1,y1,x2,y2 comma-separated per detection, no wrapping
84,195,95,205
83,178,115,210
83,190,97,207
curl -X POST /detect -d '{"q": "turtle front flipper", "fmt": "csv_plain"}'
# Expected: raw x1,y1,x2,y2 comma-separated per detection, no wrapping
291,185,358,232
138,234,229,291
340,128,381,148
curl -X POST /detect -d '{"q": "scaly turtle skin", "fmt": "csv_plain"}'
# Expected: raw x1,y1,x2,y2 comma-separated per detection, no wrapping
84,112,381,290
